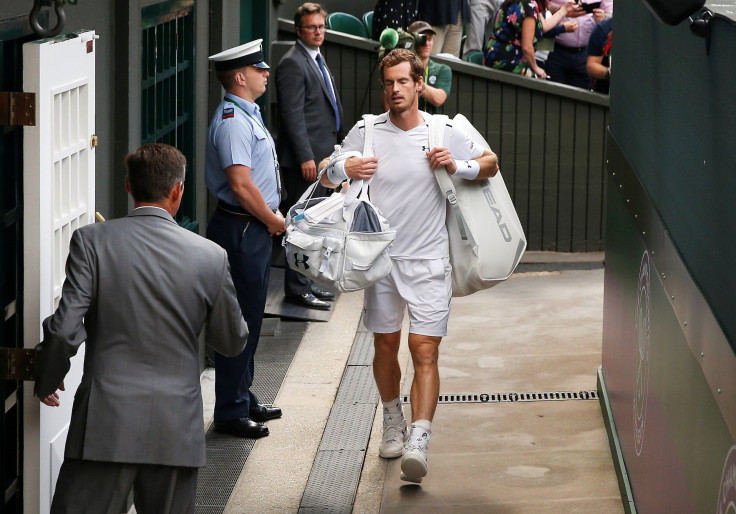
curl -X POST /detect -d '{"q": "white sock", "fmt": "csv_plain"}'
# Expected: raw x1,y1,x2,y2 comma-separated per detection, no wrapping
411,419,432,433
382,397,404,425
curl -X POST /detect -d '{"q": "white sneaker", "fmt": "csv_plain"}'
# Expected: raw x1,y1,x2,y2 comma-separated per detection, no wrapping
400,429,430,483
378,417,408,459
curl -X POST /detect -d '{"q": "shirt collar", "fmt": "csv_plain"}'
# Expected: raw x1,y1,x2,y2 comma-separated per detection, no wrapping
133,205,169,213
297,39,321,62
224,93,258,116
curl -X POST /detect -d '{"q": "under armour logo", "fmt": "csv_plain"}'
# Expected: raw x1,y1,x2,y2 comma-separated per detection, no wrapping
293,253,310,270
421,145,429,152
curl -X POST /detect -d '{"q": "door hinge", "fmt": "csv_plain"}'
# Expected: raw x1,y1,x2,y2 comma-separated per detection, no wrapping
0,348,37,381
0,92,36,126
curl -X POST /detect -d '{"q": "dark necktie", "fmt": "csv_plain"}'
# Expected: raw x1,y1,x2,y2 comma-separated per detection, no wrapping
316,53,341,132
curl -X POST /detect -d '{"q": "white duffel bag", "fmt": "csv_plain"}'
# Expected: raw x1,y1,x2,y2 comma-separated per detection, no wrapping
283,118,396,293
428,113,527,297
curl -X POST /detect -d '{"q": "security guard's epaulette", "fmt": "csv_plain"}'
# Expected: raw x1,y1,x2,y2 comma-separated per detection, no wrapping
222,107,234,119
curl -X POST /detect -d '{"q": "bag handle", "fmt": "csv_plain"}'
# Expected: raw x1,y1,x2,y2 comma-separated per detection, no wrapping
342,114,376,206
428,114,479,253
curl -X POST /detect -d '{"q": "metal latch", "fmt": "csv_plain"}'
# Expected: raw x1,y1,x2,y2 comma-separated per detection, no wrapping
0,348,37,381
0,92,36,126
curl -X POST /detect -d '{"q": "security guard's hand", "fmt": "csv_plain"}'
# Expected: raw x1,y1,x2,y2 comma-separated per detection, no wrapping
344,156,378,181
268,210,286,236
301,159,318,182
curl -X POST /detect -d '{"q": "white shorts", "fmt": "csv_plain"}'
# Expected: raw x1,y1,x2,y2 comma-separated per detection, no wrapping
363,257,452,337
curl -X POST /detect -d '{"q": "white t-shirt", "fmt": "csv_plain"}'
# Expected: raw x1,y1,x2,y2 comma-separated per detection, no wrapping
338,111,483,259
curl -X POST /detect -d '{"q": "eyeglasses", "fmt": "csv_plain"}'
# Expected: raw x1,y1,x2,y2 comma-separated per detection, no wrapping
299,24,325,32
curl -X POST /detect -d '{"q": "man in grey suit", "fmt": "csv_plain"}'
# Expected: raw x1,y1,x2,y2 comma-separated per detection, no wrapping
35,143,249,514
276,2,344,310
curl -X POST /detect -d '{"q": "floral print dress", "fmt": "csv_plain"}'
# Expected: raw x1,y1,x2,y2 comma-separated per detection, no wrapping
484,0,544,73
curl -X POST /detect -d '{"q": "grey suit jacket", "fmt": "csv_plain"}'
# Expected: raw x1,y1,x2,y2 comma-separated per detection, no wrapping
34,207,248,468
275,42,344,170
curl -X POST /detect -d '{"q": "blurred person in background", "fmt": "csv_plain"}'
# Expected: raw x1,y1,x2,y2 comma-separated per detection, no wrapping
545,0,612,87
485,0,581,79
586,16,612,93
417,0,469,57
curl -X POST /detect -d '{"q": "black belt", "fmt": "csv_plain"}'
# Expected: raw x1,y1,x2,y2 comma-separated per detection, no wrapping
216,203,259,222
216,202,278,222
555,42,587,53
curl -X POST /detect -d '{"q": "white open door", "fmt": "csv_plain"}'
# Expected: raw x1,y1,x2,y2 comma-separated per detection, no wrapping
22,30,96,514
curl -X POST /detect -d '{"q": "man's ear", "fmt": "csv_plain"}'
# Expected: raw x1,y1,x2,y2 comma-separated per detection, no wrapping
171,181,184,203
125,176,131,194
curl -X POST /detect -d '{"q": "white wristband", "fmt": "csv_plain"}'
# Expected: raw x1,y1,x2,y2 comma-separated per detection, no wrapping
453,159,480,180
326,159,349,185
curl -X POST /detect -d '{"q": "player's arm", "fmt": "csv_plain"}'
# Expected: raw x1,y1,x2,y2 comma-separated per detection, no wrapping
427,147,498,180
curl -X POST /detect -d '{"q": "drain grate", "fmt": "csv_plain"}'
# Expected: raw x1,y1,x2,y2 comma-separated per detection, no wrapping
299,318,378,513
400,390,599,404
195,319,308,513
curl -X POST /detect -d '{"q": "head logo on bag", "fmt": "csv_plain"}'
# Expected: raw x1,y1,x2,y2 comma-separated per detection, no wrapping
481,183,512,242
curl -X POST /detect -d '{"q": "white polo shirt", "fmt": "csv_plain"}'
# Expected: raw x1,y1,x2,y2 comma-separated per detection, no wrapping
338,111,483,259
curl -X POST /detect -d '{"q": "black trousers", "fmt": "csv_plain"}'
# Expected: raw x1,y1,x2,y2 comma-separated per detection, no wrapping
207,210,271,420
51,458,197,514
545,45,590,89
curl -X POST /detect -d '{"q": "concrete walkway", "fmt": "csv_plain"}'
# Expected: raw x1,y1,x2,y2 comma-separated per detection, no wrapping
203,252,624,513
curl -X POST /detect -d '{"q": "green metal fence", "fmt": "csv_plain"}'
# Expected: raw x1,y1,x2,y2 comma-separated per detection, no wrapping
272,19,610,252
141,1,198,232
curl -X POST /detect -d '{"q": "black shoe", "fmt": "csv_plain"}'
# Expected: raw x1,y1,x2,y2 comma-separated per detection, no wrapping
311,287,335,300
213,417,269,438
286,293,331,310
249,404,282,422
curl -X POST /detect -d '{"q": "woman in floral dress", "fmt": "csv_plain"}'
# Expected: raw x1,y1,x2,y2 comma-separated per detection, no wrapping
484,0,577,78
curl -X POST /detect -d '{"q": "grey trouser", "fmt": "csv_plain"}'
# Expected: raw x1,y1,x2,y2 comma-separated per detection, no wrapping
51,458,198,514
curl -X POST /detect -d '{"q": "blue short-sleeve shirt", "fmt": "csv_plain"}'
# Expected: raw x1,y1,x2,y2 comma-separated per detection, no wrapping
205,93,281,210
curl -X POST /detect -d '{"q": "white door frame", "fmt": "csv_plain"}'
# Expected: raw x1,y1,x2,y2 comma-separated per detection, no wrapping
22,30,97,514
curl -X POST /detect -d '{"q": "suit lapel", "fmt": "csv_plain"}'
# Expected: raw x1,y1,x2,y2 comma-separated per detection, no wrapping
296,43,333,103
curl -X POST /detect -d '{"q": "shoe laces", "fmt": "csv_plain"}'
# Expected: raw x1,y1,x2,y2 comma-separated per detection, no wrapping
382,422,406,444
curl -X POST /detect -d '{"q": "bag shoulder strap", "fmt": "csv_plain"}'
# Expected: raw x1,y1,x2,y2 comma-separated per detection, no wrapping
428,114,477,250
362,114,376,158
343,114,377,207
428,114,452,193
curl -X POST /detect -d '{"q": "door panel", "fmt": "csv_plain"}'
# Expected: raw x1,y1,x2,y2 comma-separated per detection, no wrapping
23,30,96,514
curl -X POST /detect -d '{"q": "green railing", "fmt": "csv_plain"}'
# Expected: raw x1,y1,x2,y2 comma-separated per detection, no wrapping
271,19,610,252
141,1,198,233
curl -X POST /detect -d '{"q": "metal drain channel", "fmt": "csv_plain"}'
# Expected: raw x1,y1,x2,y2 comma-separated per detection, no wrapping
195,319,307,513
299,322,378,514
400,390,599,404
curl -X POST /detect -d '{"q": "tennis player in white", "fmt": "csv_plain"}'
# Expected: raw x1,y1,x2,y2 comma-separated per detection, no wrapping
321,49,498,483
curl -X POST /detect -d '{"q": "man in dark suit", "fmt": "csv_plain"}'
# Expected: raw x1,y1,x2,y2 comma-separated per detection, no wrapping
276,2,344,310
35,143,249,513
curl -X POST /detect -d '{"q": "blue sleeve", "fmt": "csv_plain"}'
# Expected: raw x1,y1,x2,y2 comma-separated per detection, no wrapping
214,117,254,169
544,24,566,38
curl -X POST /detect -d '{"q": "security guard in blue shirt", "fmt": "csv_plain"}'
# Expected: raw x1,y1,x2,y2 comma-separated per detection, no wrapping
205,39,285,439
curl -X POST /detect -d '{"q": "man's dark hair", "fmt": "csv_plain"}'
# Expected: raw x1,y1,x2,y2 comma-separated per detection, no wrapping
216,68,245,90
294,2,328,26
379,49,424,84
125,143,186,203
